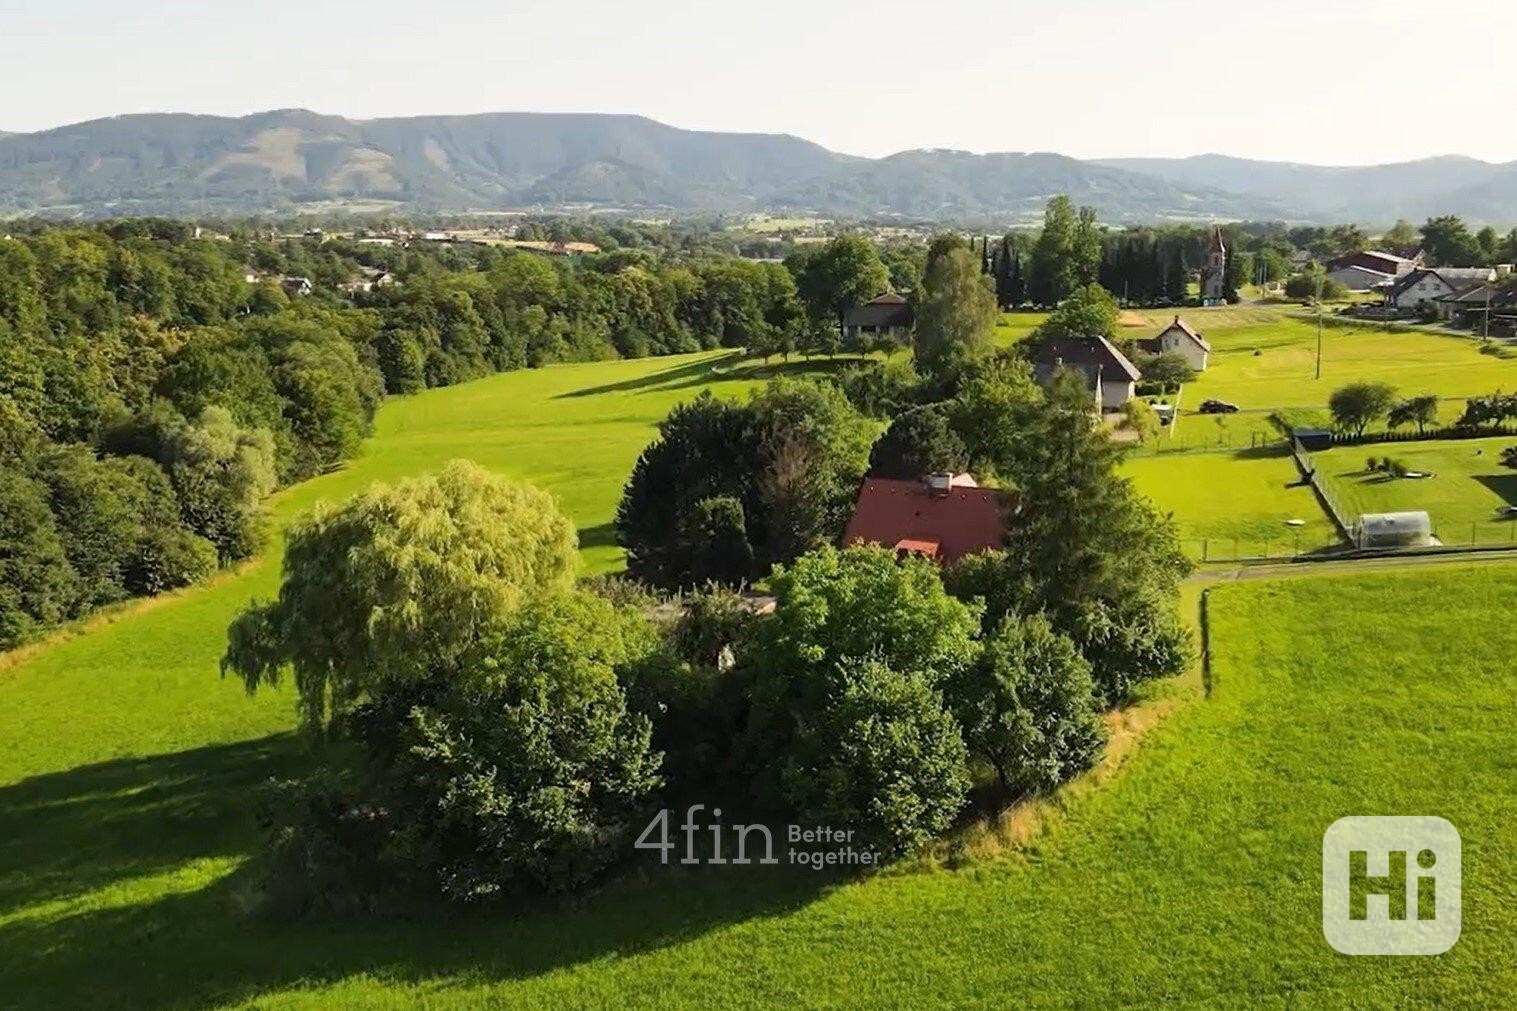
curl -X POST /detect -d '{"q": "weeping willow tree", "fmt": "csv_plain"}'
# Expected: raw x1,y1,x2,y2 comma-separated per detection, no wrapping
222,459,578,730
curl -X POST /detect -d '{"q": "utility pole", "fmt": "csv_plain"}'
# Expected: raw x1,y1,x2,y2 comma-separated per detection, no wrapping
1315,301,1323,380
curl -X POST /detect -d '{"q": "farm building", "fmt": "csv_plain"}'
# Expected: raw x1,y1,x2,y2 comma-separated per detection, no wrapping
1354,511,1434,549
1327,264,1396,292
1329,249,1420,277
1030,335,1142,413
1138,316,1211,371
841,472,1013,564
841,293,914,346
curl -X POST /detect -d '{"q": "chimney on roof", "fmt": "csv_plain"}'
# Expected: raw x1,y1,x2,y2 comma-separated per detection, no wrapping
926,472,952,498
1174,314,1181,324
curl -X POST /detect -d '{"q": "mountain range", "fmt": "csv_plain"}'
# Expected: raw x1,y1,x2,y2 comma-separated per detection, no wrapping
1,109,1513,225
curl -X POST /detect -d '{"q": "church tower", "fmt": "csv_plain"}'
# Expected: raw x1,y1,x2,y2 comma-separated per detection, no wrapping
1201,226,1227,305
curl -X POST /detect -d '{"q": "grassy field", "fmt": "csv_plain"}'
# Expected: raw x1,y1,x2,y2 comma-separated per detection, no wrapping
1124,448,1337,557
1316,436,1517,545
4,495,1515,1007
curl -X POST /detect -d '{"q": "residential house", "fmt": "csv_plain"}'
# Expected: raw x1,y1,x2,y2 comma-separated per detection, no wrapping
841,472,1014,565
1387,267,1494,312
1030,335,1142,412
280,276,314,297
1435,279,1517,332
841,292,914,346
1137,316,1211,371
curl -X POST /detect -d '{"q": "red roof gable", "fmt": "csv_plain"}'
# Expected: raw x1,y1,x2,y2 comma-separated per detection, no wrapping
841,477,1013,565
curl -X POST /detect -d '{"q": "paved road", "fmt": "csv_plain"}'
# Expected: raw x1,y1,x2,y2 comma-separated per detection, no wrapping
1191,546,1517,585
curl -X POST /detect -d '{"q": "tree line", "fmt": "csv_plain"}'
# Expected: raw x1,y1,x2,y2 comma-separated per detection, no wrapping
0,222,913,648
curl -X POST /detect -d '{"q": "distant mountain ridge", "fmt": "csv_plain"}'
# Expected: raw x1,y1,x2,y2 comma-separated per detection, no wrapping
0,109,1511,224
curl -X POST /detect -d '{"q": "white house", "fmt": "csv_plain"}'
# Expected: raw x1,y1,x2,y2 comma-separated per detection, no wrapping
1030,335,1141,413
1387,267,1494,311
1138,316,1211,371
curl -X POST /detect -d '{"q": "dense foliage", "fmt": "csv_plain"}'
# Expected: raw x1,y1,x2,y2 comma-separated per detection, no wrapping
0,222,851,646
224,460,578,729
615,379,874,589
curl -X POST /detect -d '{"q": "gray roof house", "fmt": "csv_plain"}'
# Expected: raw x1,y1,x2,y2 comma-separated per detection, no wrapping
841,292,914,346
1030,336,1142,413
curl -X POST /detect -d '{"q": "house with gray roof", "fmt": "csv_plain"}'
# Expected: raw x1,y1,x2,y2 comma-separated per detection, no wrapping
1387,267,1494,311
841,293,913,347
1030,335,1142,413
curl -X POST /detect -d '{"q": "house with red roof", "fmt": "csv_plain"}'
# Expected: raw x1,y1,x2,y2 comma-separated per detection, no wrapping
841,472,1013,565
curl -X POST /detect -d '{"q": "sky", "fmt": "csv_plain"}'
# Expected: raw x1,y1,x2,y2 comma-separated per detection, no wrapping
5,0,1515,165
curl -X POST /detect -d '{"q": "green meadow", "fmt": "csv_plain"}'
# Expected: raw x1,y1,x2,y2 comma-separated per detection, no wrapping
4,443,1515,1007
1316,436,1517,544
1123,448,1336,556
4,311,1517,1006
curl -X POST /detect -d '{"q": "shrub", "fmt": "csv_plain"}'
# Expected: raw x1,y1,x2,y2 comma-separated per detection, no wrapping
127,525,218,595
1064,595,1193,707
839,358,920,418
780,657,970,858
683,495,754,587
266,591,663,909
737,545,981,809
946,615,1107,796
0,466,79,648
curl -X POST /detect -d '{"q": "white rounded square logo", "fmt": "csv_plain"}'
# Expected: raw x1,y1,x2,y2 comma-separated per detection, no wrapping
1322,816,1461,955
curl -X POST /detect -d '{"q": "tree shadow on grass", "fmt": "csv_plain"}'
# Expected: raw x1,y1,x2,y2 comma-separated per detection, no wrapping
1473,474,1517,509
0,737,831,1009
0,735,307,916
577,522,620,552
553,352,741,399
554,352,869,401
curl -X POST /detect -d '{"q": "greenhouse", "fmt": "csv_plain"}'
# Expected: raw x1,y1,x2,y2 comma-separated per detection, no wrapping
1353,511,1434,549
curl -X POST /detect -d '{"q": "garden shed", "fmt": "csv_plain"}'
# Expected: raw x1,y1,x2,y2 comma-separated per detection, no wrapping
1354,511,1433,549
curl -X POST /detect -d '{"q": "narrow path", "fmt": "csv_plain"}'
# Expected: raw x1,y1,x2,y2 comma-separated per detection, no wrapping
1190,545,1517,585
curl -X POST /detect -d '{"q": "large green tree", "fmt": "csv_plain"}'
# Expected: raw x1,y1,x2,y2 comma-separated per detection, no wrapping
913,242,998,376
223,460,579,729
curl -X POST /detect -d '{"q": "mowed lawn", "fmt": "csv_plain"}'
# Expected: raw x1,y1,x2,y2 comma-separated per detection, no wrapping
1169,311,1517,417
1316,436,1517,544
1124,448,1337,556
3,539,1516,1003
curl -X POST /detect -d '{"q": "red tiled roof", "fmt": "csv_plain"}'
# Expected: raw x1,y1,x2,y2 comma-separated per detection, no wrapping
841,477,1013,565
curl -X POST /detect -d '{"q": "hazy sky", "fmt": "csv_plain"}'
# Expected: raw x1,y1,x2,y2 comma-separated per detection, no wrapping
5,0,1515,164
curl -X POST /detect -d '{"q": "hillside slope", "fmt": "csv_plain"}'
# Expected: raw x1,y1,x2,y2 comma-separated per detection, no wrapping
0,109,1271,221
1099,153,1517,223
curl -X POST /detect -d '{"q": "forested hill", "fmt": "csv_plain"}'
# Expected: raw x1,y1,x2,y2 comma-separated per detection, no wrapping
3,110,1514,223
1097,154,1517,226
0,110,1270,222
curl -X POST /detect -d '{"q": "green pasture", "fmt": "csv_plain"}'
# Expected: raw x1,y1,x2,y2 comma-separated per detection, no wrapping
4,475,1515,1006
1316,436,1517,545
1124,447,1337,557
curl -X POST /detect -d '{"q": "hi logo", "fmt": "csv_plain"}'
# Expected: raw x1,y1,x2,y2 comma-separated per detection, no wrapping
1322,816,1461,955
